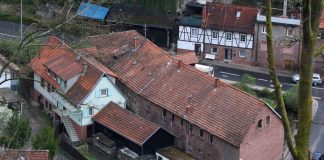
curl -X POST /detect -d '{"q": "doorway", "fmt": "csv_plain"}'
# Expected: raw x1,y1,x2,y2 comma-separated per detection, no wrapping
225,48,232,61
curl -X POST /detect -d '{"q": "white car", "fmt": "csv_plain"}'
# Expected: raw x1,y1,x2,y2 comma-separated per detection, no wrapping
291,73,322,86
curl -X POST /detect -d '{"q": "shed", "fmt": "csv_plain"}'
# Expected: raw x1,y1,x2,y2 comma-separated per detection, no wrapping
93,102,174,155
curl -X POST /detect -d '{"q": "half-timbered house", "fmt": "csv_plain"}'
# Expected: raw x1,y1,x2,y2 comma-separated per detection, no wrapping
177,2,258,65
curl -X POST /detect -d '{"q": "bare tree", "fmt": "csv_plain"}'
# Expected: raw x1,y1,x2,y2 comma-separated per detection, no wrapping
265,0,323,160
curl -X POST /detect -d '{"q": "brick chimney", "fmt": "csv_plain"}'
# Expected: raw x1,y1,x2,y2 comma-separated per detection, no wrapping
132,36,141,51
215,78,220,88
178,60,184,69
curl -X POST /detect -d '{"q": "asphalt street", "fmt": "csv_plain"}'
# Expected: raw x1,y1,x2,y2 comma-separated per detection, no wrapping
213,65,324,99
310,100,324,153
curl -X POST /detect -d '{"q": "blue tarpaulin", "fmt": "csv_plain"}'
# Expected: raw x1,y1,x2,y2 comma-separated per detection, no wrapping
76,2,109,21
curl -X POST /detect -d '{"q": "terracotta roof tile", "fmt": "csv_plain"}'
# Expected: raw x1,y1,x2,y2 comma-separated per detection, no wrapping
85,31,267,147
30,36,75,93
173,51,198,65
64,60,103,105
44,55,83,81
0,150,49,160
94,102,160,145
203,2,258,33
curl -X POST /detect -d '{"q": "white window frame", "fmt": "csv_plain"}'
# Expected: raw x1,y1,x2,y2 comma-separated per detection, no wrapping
211,47,217,55
239,50,246,58
286,28,294,37
100,88,108,97
225,32,232,41
262,26,267,34
240,34,246,42
212,31,218,38
191,28,198,37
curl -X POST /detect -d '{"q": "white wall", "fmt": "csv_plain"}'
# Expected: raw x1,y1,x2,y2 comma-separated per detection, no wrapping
65,74,81,92
75,75,127,126
177,25,254,51
34,73,56,104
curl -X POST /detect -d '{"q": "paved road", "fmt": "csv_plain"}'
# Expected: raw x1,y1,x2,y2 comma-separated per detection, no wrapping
213,65,324,99
310,100,324,153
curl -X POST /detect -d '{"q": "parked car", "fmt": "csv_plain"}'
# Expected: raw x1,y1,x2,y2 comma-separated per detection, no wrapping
312,152,323,160
291,73,322,86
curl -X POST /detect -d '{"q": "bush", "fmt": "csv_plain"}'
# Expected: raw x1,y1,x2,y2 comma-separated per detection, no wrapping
242,74,256,85
32,126,58,158
233,82,256,96
283,85,299,112
258,87,271,97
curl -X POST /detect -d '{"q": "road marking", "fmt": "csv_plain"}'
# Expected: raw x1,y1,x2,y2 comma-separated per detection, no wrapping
282,82,294,86
257,78,268,82
220,71,240,77
221,74,229,78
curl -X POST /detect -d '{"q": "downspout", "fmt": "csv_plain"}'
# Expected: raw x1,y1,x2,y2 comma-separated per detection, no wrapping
255,22,260,64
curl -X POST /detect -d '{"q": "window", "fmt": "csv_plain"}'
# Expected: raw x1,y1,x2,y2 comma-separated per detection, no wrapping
158,156,163,160
240,34,246,42
41,78,45,87
133,94,137,103
239,50,246,58
47,84,51,92
47,68,51,75
286,28,294,37
209,134,214,143
226,33,232,41
199,129,204,138
162,109,167,118
211,48,217,54
236,11,241,18
266,116,270,127
128,88,132,96
100,89,108,97
262,26,267,33
180,118,184,126
146,100,151,110
171,113,175,123
212,31,218,38
191,28,198,36
188,122,193,134
258,119,263,128
89,107,94,115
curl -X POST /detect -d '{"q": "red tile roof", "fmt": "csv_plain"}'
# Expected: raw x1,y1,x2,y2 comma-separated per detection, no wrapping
94,102,160,145
0,150,49,160
30,36,117,106
64,61,103,105
203,2,258,33
44,55,83,81
30,36,76,92
84,30,271,147
173,51,199,65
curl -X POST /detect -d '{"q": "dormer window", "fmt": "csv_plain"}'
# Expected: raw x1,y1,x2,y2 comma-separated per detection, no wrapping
236,11,241,18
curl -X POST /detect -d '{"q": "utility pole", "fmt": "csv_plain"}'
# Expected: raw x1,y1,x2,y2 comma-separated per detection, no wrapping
20,0,23,41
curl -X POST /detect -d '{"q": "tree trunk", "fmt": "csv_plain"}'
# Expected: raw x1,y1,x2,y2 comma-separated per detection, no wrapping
265,0,323,160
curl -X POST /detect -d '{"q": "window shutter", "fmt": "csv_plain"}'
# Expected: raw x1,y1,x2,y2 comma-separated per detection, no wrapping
95,91,100,98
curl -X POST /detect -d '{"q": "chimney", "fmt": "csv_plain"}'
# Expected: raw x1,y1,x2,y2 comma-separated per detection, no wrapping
132,36,141,50
215,78,220,88
184,105,191,118
82,63,88,76
283,0,287,17
178,60,184,69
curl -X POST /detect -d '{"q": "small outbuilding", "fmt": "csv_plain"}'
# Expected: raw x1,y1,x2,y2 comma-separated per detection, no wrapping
93,102,174,156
